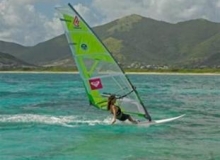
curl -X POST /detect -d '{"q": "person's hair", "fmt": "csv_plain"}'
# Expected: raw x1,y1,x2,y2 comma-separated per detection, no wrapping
107,95,116,110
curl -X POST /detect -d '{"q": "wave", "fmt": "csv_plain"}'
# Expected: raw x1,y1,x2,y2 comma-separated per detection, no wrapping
0,114,111,128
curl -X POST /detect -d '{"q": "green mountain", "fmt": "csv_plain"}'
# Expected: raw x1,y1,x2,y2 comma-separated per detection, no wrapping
0,52,34,69
95,15,220,68
1,14,220,69
0,35,73,67
0,41,28,54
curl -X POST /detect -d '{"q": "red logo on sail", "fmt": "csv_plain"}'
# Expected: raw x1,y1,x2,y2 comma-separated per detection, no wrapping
73,16,79,27
89,78,103,90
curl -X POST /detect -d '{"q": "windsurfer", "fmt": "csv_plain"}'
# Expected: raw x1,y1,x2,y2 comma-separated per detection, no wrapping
107,95,138,124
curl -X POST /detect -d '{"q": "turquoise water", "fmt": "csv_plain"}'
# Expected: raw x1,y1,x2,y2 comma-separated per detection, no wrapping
0,73,220,160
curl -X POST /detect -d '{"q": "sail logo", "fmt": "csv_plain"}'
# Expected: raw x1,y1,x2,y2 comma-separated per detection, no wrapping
89,78,103,90
81,44,88,50
73,16,79,27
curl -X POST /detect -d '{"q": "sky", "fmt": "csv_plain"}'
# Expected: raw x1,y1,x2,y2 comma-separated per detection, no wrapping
1,0,220,46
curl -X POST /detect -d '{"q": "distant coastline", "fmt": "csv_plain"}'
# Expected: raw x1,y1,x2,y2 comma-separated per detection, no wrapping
1,70,220,75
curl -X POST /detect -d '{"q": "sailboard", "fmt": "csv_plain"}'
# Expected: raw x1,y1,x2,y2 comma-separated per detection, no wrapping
56,3,184,124
137,114,185,126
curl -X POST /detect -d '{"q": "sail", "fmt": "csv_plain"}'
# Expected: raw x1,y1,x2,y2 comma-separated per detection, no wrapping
56,3,151,120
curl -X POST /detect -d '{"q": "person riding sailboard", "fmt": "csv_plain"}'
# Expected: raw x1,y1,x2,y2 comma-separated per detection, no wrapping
56,3,153,124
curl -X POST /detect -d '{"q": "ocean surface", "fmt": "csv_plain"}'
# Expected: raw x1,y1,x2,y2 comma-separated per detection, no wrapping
0,73,220,160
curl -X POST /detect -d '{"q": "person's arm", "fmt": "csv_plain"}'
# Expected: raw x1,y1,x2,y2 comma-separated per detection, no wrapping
111,106,117,125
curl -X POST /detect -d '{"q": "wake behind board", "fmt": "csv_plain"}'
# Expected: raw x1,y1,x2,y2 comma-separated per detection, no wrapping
137,114,185,126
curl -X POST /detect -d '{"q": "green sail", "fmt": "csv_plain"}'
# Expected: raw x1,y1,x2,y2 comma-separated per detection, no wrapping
56,4,151,120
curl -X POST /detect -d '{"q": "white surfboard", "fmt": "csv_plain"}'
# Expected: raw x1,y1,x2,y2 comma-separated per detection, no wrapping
137,114,185,126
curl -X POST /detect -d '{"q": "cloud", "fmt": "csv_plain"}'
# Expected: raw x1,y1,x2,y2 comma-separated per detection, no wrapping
92,0,220,24
0,0,62,46
1,0,220,46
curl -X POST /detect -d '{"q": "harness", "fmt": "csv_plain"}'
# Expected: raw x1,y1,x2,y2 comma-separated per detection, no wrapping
114,106,123,119
111,105,122,117
115,106,122,117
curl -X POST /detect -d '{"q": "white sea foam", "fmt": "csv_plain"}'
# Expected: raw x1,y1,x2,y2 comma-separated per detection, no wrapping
0,114,110,127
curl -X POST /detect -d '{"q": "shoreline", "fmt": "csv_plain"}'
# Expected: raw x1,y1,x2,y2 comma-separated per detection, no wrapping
0,71,220,75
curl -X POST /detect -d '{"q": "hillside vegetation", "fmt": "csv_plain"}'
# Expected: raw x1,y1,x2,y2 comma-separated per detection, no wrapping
1,14,220,70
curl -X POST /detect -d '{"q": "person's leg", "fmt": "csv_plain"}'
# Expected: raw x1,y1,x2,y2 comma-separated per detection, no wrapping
118,113,138,124
128,116,138,124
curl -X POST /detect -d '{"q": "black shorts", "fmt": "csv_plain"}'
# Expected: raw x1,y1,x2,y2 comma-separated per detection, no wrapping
116,113,130,121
